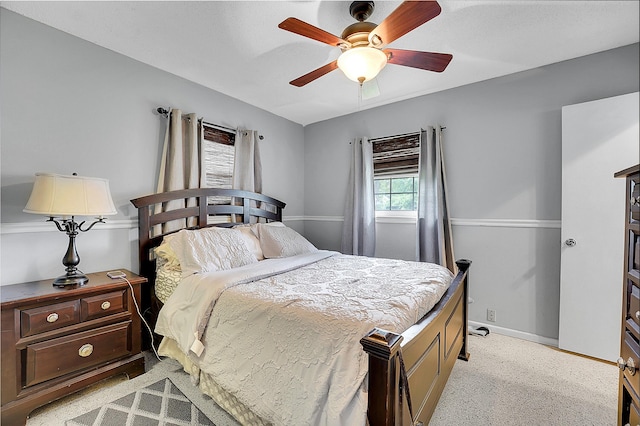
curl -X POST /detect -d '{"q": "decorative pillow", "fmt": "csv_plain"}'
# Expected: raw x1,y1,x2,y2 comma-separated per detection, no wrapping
155,267,182,304
153,236,184,303
233,225,265,261
155,238,181,271
168,227,258,277
256,223,318,259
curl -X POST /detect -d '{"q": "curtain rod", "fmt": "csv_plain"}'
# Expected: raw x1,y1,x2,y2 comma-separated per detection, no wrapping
368,127,447,143
370,131,420,143
156,107,264,140
200,120,237,134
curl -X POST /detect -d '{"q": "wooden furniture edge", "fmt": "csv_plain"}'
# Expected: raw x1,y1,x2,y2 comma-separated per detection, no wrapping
614,164,640,426
1,273,147,425
361,259,471,426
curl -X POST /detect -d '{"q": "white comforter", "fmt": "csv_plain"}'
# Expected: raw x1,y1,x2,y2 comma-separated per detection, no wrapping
155,251,453,426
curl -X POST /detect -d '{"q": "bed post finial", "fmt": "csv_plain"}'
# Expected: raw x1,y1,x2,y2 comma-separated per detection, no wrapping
455,258,472,361
455,258,471,273
361,328,403,426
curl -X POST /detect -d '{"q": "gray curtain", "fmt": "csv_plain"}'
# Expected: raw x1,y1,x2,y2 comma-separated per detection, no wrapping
232,130,262,193
155,108,199,233
232,130,262,222
341,137,376,256
417,126,455,271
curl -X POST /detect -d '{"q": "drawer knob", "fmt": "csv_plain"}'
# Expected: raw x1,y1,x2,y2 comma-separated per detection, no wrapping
631,196,640,207
46,313,59,323
101,301,111,310
617,357,636,376
78,343,94,358
636,311,639,321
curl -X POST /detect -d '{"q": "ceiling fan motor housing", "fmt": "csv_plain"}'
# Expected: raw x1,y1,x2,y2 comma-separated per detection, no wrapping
349,1,375,22
341,21,378,49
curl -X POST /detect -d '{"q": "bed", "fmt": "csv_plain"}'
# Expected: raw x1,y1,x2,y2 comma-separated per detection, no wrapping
131,188,471,426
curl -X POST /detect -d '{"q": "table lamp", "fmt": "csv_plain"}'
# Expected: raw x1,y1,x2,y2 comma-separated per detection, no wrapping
23,173,117,287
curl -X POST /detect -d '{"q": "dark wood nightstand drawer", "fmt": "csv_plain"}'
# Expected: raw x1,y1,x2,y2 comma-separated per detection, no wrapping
24,321,132,387
631,399,640,426
630,177,639,222
622,331,640,397
20,300,80,337
81,290,126,321
631,284,640,331
632,232,639,273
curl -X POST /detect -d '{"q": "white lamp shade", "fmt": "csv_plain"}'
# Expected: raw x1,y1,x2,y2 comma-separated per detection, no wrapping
24,173,117,217
337,47,388,83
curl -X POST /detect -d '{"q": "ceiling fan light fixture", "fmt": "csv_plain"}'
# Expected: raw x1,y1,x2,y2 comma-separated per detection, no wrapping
337,47,387,83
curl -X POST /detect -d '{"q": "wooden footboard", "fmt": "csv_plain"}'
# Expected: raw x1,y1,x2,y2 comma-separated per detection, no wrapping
361,259,471,426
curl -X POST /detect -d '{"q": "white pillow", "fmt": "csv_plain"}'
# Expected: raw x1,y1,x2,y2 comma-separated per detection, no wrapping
259,221,286,228
168,227,258,277
233,224,265,261
256,223,318,259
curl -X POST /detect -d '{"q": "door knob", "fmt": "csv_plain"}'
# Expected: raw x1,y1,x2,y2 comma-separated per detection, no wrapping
564,238,576,247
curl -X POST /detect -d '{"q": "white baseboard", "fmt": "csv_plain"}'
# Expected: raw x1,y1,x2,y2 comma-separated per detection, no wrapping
469,320,559,347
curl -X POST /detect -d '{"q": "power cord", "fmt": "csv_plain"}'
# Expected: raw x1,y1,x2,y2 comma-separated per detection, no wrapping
109,271,161,361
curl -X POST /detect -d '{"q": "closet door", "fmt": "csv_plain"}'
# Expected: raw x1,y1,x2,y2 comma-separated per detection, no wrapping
559,92,639,362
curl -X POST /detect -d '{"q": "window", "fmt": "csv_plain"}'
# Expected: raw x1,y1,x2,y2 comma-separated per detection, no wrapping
374,176,418,211
372,132,420,212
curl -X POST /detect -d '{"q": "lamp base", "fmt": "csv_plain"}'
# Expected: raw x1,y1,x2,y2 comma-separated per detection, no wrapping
53,273,89,287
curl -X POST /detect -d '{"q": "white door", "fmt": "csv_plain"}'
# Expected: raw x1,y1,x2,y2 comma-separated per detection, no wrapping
559,92,639,362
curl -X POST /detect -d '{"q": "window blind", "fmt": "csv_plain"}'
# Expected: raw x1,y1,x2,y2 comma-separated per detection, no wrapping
371,132,420,176
201,124,235,204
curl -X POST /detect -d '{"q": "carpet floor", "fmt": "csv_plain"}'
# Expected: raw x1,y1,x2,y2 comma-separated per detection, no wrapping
26,332,618,425
430,333,618,425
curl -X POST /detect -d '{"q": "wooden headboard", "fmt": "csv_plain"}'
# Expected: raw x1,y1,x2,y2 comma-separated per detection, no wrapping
130,188,285,296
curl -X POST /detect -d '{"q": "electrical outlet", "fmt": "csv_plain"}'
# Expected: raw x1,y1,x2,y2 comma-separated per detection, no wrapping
487,309,496,322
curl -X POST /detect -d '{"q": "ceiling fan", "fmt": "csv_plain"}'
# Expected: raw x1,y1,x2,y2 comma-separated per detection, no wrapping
278,1,453,87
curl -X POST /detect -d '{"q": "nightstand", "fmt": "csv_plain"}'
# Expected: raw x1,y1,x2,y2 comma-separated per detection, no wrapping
1,269,147,425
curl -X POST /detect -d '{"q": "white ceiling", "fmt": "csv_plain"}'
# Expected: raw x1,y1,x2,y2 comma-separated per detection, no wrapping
2,1,638,126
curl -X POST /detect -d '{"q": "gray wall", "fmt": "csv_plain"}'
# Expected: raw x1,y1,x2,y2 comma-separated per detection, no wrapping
0,9,305,284
2,8,639,342
303,43,640,342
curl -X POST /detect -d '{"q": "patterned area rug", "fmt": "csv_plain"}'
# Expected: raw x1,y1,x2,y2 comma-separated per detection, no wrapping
65,378,215,426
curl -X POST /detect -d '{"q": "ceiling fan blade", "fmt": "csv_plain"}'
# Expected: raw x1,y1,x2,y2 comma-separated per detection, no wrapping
384,49,452,72
289,60,339,87
369,1,442,48
279,17,348,47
